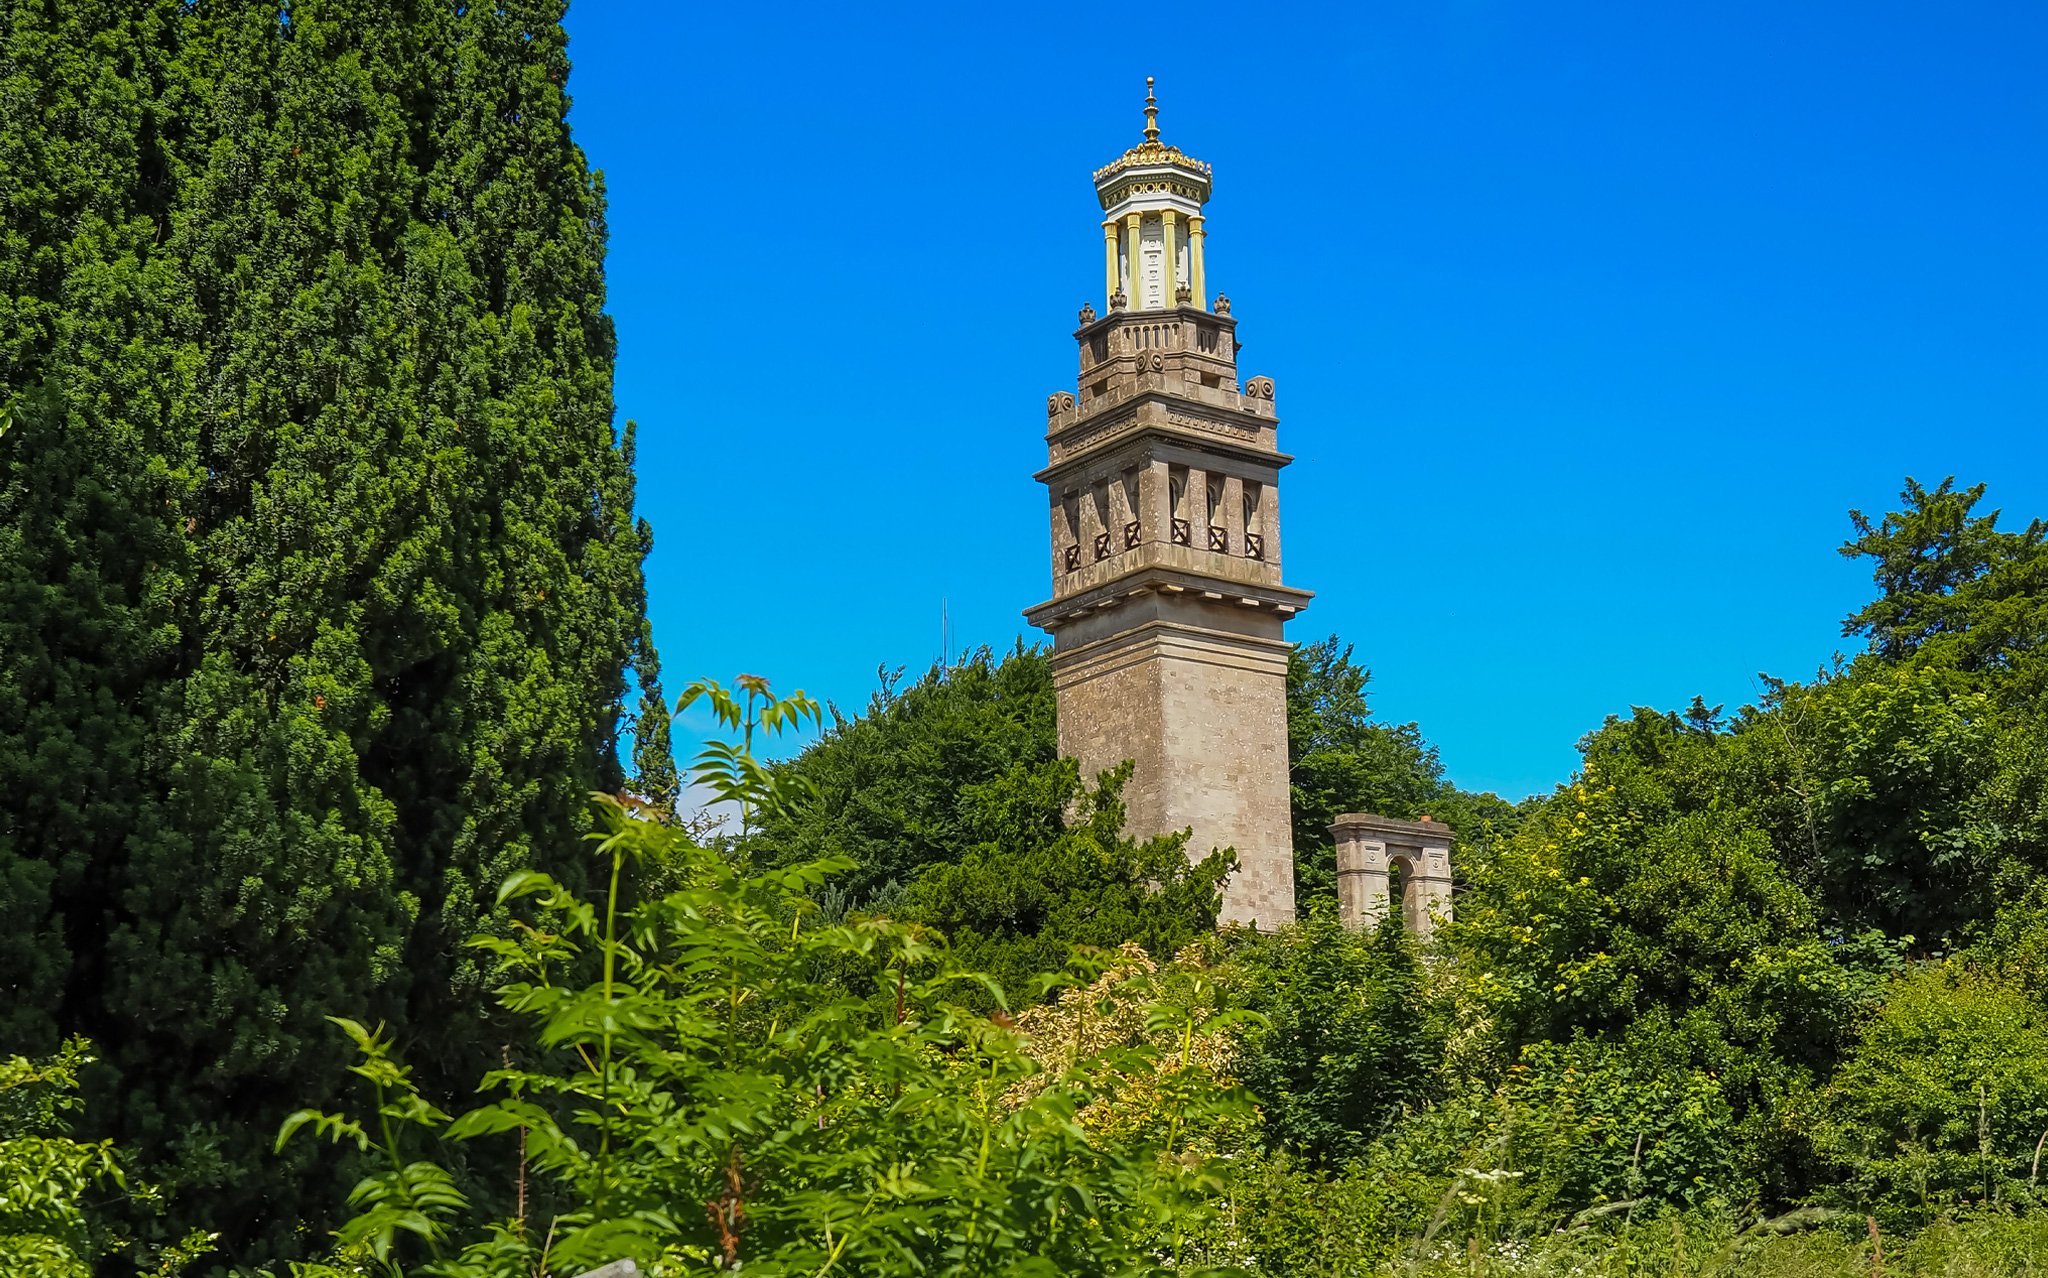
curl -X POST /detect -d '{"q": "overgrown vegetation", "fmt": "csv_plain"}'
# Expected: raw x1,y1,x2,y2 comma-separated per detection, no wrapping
274,691,1254,1276
7,3,2048,1275
188,473,2034,1273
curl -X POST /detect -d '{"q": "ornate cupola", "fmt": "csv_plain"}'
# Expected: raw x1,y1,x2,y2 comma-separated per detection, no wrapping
1026,80,1311,930
1094,78,1214,313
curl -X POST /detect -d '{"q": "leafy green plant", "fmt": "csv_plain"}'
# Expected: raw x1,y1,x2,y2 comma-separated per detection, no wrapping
1222,912,1444,1166
0,1039,123,1277
0,1039,217,1276
283,677,1252,1276
676,674,823,835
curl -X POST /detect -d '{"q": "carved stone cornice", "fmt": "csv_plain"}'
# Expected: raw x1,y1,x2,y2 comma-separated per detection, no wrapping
1331,813,1457,843
1025,565,1312,630
1055,407,1139,452
1039,389,1288,479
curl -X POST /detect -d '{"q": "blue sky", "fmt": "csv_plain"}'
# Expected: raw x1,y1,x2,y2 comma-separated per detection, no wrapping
561,2,2047,800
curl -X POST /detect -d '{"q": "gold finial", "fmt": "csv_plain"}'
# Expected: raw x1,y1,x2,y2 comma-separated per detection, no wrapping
1143,76,1159,143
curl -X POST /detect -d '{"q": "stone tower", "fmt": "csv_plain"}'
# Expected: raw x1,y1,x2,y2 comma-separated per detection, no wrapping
1025,80,1311,929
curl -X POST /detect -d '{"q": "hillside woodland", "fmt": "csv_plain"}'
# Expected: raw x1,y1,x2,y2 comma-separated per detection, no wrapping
6,4,2048,1277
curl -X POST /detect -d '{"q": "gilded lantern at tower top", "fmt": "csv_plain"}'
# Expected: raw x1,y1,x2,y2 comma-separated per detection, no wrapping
1096,78,1212,314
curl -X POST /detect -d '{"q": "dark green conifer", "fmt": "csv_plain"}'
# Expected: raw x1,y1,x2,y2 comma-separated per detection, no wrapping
0,1,188,1051
0,2,659,1257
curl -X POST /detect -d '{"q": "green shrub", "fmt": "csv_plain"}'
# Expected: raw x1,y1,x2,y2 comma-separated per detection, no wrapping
0,1039,215,1276
284,685,1255,1275
0,1039,121,1277
1366,1034,1742,1246
1221,912,1444,1166
1817,965,2048,1224
1180,1147,1403,1276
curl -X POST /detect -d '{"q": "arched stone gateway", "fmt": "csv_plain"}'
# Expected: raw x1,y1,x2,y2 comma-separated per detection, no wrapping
1330,813,1455,939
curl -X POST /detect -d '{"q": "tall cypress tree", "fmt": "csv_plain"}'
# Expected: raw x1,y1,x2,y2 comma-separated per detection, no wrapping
0,1,659,1258
0,2,189,1050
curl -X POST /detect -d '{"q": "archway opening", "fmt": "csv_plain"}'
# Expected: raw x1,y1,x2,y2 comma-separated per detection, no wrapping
1388,855,1426,934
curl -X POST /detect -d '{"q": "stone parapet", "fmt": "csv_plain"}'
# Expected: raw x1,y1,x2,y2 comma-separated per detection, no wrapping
1048,307,1258,440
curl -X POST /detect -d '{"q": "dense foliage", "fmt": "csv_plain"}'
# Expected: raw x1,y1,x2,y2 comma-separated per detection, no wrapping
275,756,1252,1276
1217,913,1442,1167
758,646,1059,905
9,6,2048,1276
0,0,657,1258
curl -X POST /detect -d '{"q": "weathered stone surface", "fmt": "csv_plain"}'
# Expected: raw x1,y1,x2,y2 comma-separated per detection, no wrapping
1051,609,1297,928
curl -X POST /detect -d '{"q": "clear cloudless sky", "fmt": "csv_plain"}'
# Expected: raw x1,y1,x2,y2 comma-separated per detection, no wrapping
559,1,2047,800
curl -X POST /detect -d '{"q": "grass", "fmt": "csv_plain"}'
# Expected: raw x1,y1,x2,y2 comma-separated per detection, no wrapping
1397,1212,2048,1278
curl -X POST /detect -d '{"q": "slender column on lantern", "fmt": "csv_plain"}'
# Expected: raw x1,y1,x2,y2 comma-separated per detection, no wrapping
1189,214,1207,310
1124,211,1142,309
1102,221,1120,304
1160,209,1179,304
